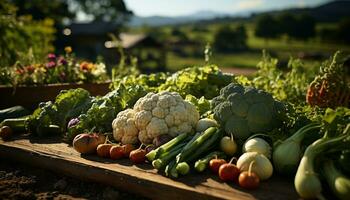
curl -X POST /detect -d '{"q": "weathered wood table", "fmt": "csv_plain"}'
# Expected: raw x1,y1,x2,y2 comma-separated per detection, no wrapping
0,136,298,200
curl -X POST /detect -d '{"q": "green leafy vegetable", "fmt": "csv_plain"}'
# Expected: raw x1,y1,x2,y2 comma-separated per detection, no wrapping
212,83,286,141
185,95,211,116
253,50,316,104
66,84,147,141
26,88,92,136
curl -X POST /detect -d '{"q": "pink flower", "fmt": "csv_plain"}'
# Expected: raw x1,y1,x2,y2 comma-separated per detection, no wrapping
58,57,67,65
46,61,56,69
47,53,56,60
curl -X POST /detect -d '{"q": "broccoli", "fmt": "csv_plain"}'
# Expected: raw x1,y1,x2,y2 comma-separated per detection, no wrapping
212,83,285,142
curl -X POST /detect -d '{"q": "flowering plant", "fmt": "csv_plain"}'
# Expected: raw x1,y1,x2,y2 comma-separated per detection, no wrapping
0,47,109,86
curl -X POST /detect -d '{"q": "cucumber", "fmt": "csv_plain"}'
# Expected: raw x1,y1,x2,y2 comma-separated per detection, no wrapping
176,127,218,163
1,118,28,132
0,106,30,122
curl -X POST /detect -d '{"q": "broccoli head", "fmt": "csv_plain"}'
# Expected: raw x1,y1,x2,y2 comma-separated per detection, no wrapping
212,83,285,141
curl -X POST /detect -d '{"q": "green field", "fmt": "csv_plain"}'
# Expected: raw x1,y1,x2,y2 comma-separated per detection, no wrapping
153,23,350,71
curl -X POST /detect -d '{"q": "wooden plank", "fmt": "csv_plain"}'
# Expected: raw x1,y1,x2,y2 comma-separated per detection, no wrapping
0,136,298,200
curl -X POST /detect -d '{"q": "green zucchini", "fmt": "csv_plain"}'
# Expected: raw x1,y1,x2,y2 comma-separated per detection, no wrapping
0,106,30,122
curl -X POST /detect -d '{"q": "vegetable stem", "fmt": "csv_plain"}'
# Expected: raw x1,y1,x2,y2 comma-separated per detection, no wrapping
146,133,188,161
176,127,217,163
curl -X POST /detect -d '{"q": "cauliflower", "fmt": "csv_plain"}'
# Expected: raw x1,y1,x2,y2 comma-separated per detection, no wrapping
112,91,200,144
112,109,139,144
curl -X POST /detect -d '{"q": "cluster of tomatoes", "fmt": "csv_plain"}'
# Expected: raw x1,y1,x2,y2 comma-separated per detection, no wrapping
96,143,148,164
209,157,260,189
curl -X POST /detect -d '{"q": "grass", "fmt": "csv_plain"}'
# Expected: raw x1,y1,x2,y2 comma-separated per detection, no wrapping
135,22,350,70
166,51,262,71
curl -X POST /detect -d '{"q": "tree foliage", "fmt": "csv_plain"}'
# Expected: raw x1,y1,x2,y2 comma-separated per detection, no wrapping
255,13,316,41
255,14,280,40
285,14,316,40
74,0,132,22
9,0,132,24
338,17,350,44
0,1,55,67
213,24,247,52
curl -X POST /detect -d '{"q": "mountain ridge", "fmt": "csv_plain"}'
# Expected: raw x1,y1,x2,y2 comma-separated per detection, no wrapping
128,0,350,27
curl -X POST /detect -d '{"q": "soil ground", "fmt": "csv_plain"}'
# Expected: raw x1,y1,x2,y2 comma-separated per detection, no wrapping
0,158,148,200
220,67,257,76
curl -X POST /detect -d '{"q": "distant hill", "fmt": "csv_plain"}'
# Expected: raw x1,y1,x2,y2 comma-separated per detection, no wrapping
128,0,350,27
128,10,244,27
257,0,350,22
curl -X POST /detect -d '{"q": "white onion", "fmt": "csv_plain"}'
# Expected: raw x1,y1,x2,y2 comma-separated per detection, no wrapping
237,152,273,180
243,138,271,158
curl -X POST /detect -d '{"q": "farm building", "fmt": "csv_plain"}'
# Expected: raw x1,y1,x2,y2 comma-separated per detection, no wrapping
59,21,166,72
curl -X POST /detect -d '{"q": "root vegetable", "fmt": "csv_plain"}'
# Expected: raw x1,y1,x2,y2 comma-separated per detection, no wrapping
237,152,273,181
238,161,260,189
97,144,113,158
123,144,136,157
220,134,237,156
218,158,240,182
110,146,125,160
209,158,227,174
130,148,147,164
73,133,104,154
0,126,13,140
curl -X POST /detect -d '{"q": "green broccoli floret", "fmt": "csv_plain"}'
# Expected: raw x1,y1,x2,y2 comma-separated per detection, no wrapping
212,83,285,141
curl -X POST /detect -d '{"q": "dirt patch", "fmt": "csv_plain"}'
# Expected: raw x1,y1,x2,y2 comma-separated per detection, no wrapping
0,158,149,200
220,67,257,76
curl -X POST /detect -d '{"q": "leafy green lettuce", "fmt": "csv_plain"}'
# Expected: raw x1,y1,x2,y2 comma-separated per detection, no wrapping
66,84,147,141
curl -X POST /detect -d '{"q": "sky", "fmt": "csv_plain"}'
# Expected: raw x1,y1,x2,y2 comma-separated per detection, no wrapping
124,0,331,17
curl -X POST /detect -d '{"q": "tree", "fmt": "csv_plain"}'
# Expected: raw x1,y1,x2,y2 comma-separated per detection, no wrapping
9,0,132,24
277,13,316,41
10,0,73,23
0,1,55,67
292,15,316,40
74,0,132,22
277,13,298,38
213,25,247,52
255,14,280,41
338,17,350,44
170,28,189,42
254,14,280,42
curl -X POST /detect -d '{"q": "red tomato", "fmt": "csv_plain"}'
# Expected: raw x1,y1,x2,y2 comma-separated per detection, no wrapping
238,171,260,189
209,159,227,174
218,163,240,182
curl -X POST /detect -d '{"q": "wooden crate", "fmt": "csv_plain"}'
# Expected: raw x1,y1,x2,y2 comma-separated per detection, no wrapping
0,136,298,200
0,82,110,110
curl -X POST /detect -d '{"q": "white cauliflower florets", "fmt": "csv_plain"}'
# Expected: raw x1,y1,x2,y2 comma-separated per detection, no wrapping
112,91,200,144
112,109,139,144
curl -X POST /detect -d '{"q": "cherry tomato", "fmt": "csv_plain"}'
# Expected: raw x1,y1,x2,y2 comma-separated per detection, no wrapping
238,171,260,189
218,163,240,182
209,158,227,174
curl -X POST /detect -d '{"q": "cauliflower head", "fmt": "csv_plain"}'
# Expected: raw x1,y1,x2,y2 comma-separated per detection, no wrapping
112,109,139,144
212,83,285,141
112,91,200,144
